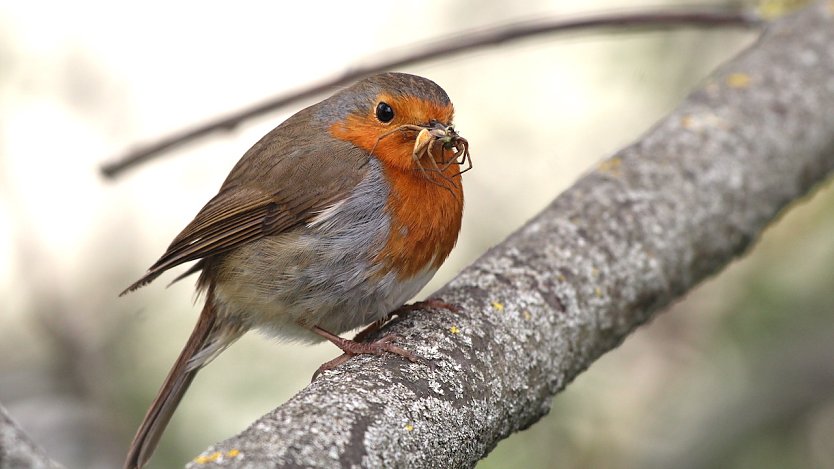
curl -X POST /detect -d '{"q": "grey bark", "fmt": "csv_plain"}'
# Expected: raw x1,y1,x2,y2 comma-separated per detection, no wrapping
186,2,834,468
0,405,63,469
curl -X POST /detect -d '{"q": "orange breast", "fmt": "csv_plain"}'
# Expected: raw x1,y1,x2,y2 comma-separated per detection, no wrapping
375,157,463,279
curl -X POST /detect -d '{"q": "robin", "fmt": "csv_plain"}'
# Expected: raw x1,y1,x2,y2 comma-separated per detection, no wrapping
122,72,470,469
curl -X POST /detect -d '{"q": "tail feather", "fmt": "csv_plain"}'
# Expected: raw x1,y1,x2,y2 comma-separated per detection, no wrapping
124,297,241,469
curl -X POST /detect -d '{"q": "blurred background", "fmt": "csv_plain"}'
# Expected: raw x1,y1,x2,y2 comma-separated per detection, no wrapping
2,0,832,468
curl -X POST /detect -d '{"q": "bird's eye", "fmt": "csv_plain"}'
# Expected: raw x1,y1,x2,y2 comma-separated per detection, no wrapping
375,102,395,123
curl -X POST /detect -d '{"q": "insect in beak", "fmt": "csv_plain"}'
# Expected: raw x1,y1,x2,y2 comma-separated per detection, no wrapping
411,123,472,189
372,122,472,196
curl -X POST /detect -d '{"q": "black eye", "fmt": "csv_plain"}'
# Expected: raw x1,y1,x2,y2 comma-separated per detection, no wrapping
375,102,395,123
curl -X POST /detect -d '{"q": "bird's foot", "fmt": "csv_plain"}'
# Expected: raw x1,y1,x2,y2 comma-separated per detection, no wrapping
311,327,419,381
310,299,457,380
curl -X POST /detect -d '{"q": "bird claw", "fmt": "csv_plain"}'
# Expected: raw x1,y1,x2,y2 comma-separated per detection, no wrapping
311,332,420,381
309,299,458,381
312,354,352,381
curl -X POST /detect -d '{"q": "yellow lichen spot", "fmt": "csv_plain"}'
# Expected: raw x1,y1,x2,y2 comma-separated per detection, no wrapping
681,115,694,129
594,287,603,298
591,267,600,277
193,452,222,464
449,325,460,334
557,274,566,282
726,73,751,89
758,0,810,19
523,310,532,320
405,423,414,431
491,301,505,312
226,449,241,458
597,156,621,175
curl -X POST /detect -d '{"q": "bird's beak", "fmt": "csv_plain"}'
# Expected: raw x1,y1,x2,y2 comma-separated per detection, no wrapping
429,121,449,133
427,121,454,139
415,122,458,150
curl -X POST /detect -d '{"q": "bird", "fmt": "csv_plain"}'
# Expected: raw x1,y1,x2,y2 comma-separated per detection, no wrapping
121,72,470,469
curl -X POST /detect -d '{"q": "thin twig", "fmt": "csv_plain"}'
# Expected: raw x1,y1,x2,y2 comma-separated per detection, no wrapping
100,8,762,179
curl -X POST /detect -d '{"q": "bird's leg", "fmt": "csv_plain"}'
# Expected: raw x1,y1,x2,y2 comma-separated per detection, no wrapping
311,326,419,381
310,299,458,380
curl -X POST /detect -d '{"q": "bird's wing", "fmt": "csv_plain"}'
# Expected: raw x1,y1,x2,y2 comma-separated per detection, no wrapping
122,119,369,295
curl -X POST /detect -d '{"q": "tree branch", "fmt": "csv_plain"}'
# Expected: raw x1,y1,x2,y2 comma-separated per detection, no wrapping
0,404,63,469
99,7,761,179
182,2,834,468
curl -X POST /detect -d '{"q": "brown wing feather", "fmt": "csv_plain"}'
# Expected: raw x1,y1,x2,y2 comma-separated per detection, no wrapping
122,189,272,294
121,109,370,296
121,183,353,295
